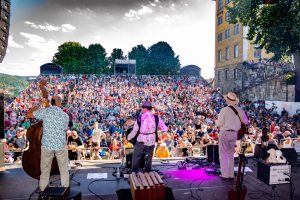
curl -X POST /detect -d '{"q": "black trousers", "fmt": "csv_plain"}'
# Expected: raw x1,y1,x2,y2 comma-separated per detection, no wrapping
132,142,155,172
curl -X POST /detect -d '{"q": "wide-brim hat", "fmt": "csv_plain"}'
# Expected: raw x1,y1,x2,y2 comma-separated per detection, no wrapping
141,101,153,109
224,92,239,105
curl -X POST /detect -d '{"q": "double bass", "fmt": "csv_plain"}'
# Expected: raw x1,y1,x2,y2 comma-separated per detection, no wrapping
22,79,59,180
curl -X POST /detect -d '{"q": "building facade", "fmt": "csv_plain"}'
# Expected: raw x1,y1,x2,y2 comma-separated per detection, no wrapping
0,0,10,63
214,0,272,94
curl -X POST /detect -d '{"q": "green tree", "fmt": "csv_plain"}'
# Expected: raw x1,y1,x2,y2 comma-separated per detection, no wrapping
128,44,148,75
52,42,91,74
108,48,125,74
88,43,108,74
227,0,300,101
147,41,180,75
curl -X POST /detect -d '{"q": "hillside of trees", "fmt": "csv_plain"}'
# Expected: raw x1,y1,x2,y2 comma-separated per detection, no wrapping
0,74,29,99
52,41,180,75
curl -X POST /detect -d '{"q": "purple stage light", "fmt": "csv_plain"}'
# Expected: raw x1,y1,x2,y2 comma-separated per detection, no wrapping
163,169,218,183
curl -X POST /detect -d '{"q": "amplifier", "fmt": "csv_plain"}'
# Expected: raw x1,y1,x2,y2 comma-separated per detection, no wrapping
257,160,291,185
39,186,70,200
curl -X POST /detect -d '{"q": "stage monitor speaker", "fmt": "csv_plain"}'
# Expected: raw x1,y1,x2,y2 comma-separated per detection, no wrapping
206,144,220,165
116,186,175,200
281,148,298,164
0,92,4,139
40,188,81,200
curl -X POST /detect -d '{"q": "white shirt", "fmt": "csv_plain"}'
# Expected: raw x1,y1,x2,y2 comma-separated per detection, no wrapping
216,105,249,131
92,129,103,143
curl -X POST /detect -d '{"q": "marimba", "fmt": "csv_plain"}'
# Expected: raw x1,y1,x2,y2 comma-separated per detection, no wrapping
129,171,165,200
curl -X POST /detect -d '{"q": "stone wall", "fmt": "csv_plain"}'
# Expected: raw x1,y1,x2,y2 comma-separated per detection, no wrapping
238,78,295,102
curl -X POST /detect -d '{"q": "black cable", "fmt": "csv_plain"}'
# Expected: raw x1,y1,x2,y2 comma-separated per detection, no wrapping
87,178,117,200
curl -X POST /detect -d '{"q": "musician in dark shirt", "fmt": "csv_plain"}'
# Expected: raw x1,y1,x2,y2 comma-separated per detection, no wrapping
67,130,84,160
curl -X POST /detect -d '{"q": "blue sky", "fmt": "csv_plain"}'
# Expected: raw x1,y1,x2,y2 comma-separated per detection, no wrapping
1,0,215,78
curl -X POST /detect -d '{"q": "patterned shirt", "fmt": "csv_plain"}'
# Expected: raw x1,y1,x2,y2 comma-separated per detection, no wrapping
128,110,168,146
34,106,69,150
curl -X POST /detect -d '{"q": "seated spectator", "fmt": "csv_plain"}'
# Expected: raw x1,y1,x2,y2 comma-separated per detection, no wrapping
156,143,171,158
109,138,121,159
293,137,300,155
1,139,14,163
8,127,29,162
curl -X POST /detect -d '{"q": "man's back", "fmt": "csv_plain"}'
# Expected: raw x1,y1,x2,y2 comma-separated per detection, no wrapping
34,106,69,150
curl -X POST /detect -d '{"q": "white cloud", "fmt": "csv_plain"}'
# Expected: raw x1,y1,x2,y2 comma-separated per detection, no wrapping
138,6,153,15
124,5,153,20
20,32,59,52
24,21,76,32
61,24,76,32
20,32,46,43
8,36,24,48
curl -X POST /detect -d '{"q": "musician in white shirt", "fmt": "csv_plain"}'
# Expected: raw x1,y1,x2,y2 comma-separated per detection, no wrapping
216,92,249,179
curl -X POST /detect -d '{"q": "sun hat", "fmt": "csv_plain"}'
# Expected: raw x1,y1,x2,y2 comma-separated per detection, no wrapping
224,92,239,105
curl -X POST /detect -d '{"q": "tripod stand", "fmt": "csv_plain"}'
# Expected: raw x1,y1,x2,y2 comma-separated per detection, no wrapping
68,160,81,185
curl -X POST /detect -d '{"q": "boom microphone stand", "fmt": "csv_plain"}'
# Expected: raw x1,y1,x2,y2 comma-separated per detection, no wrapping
113,119,127,179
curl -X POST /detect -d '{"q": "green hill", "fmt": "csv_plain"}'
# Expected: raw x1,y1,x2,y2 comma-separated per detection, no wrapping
0,73,30,99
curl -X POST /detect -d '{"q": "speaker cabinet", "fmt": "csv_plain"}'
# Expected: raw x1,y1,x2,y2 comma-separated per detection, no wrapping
206,144,220,165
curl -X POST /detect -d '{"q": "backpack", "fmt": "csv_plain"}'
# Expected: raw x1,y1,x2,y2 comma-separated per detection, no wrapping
130,114,159,145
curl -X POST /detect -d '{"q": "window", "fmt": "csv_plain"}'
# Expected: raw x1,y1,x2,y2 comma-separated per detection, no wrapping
218,33,223,42
226,0,231,4
225,47,230,61
234,44,238,58
218,71,221,81
225,29,230,39
225,12,230,21
218,0,223,10
254,46,262,58
218,16,223,25
234,68,238,79
218,50,222,63
225,69,229,81
234,24,240,35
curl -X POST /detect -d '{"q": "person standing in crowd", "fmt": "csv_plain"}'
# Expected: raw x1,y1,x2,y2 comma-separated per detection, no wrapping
27,96,69,191
91,122,106,160
127,101,168,172
216,92,248,179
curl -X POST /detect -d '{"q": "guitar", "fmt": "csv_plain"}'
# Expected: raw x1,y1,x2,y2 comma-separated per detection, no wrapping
228,144,247,200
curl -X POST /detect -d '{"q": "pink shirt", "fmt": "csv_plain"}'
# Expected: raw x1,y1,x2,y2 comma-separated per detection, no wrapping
128,111,168,146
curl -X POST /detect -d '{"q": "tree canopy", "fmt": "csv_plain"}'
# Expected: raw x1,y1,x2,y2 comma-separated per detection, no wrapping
128,42,180,75
53,41,181,75
228,0,300,59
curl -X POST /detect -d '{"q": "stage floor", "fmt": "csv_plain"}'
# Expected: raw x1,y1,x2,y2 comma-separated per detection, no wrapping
0,158,300,200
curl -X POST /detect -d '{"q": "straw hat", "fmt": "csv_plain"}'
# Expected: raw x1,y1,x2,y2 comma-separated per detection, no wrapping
224,92,239,105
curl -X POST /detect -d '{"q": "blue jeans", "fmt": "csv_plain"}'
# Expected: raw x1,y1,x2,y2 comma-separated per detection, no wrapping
132,142,155,172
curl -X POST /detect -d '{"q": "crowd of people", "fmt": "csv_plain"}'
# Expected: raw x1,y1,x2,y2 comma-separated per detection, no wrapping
2,74,300,163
